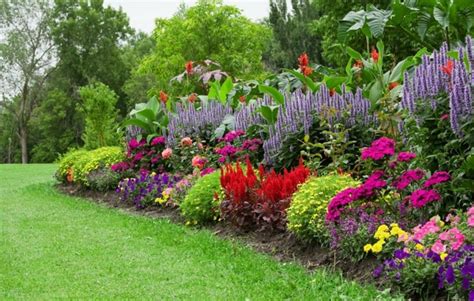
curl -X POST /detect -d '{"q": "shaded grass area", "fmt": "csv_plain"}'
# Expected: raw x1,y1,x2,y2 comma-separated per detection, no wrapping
0,164,401,300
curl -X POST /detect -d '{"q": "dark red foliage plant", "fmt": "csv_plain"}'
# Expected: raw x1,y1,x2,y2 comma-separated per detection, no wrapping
220,158,310,231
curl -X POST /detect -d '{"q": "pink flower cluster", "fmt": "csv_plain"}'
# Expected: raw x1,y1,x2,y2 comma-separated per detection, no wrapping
151,136,165,146
326,170,386,221
468,206,474,227
397,151,416,162
392,169,425,190
410,189,441,208
412,219,440,242
424,171,451,188
361,137,395,160
223,130,245,143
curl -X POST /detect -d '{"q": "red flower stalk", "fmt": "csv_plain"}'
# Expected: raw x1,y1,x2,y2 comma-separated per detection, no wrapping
185,61,193,75
371,48,379,63
353,60,363,68
298,53,309,68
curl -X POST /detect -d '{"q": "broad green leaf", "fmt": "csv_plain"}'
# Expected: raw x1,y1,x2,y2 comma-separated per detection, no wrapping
259,85,285,105
219,77,233,102
259,105,279,125
346,46,363,60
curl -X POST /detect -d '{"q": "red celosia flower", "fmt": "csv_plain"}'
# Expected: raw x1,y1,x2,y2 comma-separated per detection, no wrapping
159,91,168,104
388,82,399,90
441,60,454,76
371,48,379,63
298,53,309,68
188,93,197,103
185,61,193,75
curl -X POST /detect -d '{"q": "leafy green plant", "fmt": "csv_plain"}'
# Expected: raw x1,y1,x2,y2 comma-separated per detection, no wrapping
56,149,89,183
86,167,122,192
180,171,223,225
122,96,169,140
79,82,121,150
287,175,360,244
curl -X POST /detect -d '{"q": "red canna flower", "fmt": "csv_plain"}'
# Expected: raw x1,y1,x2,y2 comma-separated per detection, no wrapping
188,93,197,103
185,61,193,75
298,53,309,68
371,48,379,63
159,90,168,104
388,82,399,90
441,60,454,76
239,95,246,103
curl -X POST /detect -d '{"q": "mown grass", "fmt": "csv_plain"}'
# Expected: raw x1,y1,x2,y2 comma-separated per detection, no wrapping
0,164,402,300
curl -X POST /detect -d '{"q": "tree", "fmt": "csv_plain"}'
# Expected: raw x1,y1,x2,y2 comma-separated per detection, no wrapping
50,0,132,104
136,0,271,97
79,83,120,150
265,0,322,69
0,0,56,163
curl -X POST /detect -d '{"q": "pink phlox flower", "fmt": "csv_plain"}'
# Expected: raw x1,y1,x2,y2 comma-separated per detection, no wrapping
439,228,465,251
431,239,447,254
409,189,441,208
423,171,451,188
397,151,416,162
361,137,396,161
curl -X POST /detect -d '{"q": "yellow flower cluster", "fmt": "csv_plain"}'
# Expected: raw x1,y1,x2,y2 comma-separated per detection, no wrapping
364,223,407,254
155,189,171,205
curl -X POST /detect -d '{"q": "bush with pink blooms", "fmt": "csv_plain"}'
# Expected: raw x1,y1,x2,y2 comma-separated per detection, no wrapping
214,130,263,166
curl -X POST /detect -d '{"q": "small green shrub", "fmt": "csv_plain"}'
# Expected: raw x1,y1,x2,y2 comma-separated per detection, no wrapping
56,149,89,183
180,171,223,225
56,147,125,188
287,174,359,243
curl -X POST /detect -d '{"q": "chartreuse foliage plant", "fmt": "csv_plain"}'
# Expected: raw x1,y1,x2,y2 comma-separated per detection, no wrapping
79,83,121,150
180,171,224,225
1,164,399,300
287,175,360,243
56,147,124,187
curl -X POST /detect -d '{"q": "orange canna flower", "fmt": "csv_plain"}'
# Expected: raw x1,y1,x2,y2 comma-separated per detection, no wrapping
188,93,197,103
371,48,379,63
388,82,399,90
159,91,168,104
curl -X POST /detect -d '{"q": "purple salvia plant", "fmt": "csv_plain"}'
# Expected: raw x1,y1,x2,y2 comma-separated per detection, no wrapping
402,37,473,135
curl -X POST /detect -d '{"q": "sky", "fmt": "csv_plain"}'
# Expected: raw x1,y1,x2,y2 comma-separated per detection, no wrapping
103,0,271,33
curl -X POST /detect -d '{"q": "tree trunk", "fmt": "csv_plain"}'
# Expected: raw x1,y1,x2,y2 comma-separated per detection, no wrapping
20,127,28,164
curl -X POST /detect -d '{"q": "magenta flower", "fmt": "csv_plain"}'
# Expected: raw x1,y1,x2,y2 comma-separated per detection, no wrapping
361,137,396,161
423,171,451,188
128,138,140,150
200,167,215,176
223,130,245,143
151,136,166,146
410,189,441,208
397,151,416,162
393,169,425,190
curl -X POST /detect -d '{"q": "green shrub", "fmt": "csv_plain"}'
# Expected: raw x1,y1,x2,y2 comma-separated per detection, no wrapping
56,149,89,183
287,174,359,243
180,171,223,225
56,147,125,188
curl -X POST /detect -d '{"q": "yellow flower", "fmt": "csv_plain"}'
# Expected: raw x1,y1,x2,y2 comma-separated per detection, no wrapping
415,244,424,251
439,221,445,227
372,241,384,253
390,226,401,236
390,223,399,228
363,244,372,253
374,230,390,240
155,197,166,204
440,252,448,261
377,224,389,232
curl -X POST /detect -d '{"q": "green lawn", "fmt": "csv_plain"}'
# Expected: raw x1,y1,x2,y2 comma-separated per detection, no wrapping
0,164,400,300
